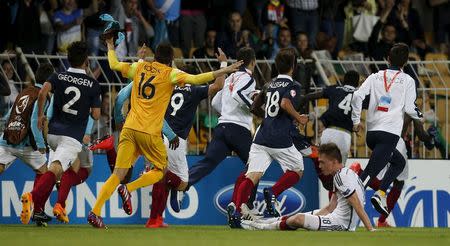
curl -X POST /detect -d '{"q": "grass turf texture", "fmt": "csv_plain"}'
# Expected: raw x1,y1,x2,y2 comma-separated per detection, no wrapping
0,225,449,246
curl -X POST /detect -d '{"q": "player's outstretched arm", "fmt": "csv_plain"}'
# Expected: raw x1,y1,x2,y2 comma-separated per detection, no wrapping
250,91,265,118
280,98,308,125
37,82,52,131
208,48,227,97
298,91,324,108
347,192,375,231
314,193,338,216
106,38,138,80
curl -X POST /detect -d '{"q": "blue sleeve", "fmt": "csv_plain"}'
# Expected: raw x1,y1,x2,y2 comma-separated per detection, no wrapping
91,82,102,108
46,95,54,120
47,73,58,92
162,120,177,141
114,82,133,124
194,85,209,101
84,116,95,135
31,101,46,149
322,86,332,99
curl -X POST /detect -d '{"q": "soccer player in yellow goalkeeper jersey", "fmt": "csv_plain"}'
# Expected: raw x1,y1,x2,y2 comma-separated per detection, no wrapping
88,38,243,228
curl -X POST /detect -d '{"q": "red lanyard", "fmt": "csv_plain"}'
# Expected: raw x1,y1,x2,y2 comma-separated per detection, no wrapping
383,70,401,93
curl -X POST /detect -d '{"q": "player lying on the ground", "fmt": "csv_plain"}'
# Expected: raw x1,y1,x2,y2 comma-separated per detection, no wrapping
88,37,242,228
0,64,54,225
350,114,436,227
241,143,375,232
229,48,309,228
21,41,102,226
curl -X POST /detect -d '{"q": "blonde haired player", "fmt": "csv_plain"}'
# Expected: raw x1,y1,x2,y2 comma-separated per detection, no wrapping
88,37,242,228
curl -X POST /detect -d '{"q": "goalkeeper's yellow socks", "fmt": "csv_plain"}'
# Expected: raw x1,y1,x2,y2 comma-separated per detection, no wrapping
126,169,163,192
92,174,120,216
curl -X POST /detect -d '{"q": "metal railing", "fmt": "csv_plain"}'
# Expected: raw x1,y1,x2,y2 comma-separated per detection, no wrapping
0,51,448,158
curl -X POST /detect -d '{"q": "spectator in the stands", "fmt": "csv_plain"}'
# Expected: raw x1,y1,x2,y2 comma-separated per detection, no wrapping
319,0,350,57
193,29,219,71
387,0,433,59
111,0,154,58
285,0,319,48
270,27,293,59
1,61,19,106
430,0,450,54
179,0,207,57
147,0,181,48
217,11,258,58
14,0,42,53
295,31,313,59
262,0,288,41
84,0,111,56
367,0,396,61
40,0,58,54
53,0,83,54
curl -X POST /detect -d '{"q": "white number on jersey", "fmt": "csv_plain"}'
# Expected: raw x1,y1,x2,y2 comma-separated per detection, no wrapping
170,93,184,116
338,93,353,115
265,91,280,117
62,86,81,115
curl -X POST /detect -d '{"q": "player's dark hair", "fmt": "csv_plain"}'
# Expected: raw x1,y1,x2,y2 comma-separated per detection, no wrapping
67,41,89,67
237,47,256,68
155,43,174,65
319,143,342,163
35,63,54,85
275,48,297,74
343,70,360,87
389,43,409,68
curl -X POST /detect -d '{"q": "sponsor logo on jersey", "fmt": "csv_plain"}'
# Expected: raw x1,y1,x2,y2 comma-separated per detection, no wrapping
214,181,306,216
15,95,29,114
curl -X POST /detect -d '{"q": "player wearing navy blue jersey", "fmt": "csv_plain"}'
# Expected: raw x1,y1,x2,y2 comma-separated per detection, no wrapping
20,42,102,225
301,71,360,166
230,48,309,228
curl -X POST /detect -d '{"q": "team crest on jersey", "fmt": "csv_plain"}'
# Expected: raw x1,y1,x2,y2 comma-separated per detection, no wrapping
15,95,30,114
290,90,296,97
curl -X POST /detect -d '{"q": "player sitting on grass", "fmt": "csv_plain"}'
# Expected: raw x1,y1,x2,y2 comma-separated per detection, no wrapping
241,143,375,232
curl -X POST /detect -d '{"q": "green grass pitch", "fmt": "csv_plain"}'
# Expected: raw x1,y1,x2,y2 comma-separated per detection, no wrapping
0,225,449,246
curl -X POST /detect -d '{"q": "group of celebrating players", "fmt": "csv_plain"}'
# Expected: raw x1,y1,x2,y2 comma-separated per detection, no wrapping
0,27,435,231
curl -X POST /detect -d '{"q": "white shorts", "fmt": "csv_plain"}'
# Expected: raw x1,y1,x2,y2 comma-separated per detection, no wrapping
163,136,188,182
0,145,47,171
320,128,351,165
377,138,408,181
47,134,82,172
303,213,346,231
299,147,312,157
78,146,93,168
247,144,304,174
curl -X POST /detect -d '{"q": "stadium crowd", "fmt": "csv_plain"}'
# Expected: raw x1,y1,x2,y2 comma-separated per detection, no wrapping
0,0,449,59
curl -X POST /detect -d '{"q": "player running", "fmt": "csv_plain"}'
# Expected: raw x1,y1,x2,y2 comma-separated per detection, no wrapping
301,70,360,165
168,47,260,215
0,64,54,225
88,37,242,228
350,114,435,227
20,41,102,225
229,48,309,228
351,43,422,216
242,143,374,232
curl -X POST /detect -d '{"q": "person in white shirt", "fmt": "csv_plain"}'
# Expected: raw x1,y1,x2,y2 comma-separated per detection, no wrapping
351,43,422,217
241,143,374,232
181,47,259,210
